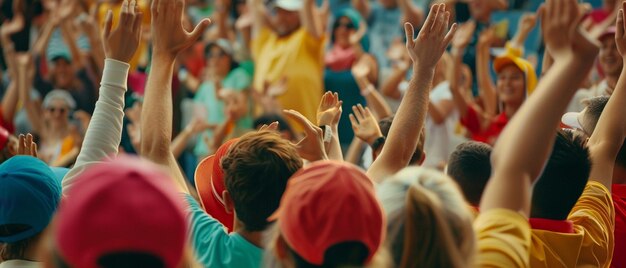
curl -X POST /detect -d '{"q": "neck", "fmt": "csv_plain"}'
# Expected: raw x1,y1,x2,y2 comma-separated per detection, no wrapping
613,166,626,184
503,103,520,118
233,219,264,248
606,75,619,90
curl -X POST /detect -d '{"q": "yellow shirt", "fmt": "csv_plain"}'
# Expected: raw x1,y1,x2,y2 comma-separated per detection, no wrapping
252,27,325,126
475,209,531,267
529,181,615,268
97,1,151,70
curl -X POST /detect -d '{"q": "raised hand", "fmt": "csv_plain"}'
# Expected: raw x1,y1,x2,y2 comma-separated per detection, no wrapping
404,4,457,70
478,26,496,47
151,0,211,59
102,0,143,63
349,104,383,145
0,12,25,38
15,53,35,81
316,92,343,127
184,117,217,135
17,134,38,158
349,21,368,46
539,0,583,59
452,20,476,50
283,110,328,162
518,13,537,34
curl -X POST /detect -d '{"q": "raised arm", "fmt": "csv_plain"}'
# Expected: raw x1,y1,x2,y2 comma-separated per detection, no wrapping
476,27,498,117
300,0,323,39
449,21,474,119
16,53,45,136
510,13,537,50
399,0,424,30
62,1,144,193
480,0,599,214
0,17,22,128
587,3,626,190
352,0,371,20
367,4,456,182
316,92,343,161
140,0,210,192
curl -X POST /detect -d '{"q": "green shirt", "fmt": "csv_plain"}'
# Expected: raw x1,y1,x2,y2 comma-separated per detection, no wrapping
185,194,262,268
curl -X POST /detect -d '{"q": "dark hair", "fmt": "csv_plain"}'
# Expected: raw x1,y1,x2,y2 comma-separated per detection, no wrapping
253,113,295,138
446,141,492,207
203,43,239,70
378,116,425,165
290,242,369,268
531,130,591,220
0,224,37,261
221,131,303,231
580,96,626,169
53,251,165,268
581,96,610,135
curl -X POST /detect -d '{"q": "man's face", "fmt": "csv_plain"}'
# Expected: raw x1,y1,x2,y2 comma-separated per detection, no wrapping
273,8,300,37
222,90,249,121
469,0,494,22
599,36,623,77
52,58,74,89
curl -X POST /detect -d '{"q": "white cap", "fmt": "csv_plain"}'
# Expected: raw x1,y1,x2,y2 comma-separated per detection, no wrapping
561,112,583,130
275,0,303,11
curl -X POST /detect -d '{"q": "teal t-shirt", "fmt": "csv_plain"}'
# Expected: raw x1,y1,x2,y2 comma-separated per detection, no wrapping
185,194,262,268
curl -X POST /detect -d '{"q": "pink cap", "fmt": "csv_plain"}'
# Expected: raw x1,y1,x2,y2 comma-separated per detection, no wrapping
55,156,187,268
272,161,385,265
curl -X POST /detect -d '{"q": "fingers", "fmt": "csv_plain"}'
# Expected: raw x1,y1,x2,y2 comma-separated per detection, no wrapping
443,23,458,47
422,3,439,33
17,134,25,155
102,10,113,38
31,142,38,158
283,109,321,137
404,23,415,48
618,8,625,39
349,114,359,129
352,105,365,121
188,18,211,42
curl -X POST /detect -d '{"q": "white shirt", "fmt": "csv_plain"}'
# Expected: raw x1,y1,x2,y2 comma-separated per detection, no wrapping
423,81,464,168
0,260,41,268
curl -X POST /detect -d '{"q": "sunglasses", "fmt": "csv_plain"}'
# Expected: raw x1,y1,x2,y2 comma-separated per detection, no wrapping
334,21,356,30
207,51,227,59
47,107,68,114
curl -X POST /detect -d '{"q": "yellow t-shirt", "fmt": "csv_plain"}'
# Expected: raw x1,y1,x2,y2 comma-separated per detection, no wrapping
474,209,531,267
97,1,151,70
252,27,325,127
529,181,615,268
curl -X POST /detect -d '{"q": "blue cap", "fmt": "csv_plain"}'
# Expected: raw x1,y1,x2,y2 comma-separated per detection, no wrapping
0,156,62,243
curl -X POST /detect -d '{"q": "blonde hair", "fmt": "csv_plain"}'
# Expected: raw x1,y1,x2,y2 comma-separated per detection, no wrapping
378,167,475,268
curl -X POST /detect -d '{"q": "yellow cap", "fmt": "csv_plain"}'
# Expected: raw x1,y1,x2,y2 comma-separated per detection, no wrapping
493,42,537,96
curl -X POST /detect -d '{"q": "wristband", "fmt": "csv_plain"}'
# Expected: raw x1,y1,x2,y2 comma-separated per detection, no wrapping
178,69,189,82
319,125,333,143
370,136,386,151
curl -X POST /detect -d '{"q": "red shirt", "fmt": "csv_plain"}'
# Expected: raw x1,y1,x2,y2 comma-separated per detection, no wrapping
612,184,626,268
0,108,15,134
460,105,509,145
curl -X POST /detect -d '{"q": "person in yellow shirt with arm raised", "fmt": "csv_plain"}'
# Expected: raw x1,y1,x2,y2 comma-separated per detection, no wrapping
474,0,600,266
249,0,326,127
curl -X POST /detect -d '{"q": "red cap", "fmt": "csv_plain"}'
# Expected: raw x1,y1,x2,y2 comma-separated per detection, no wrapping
55,156,187,268
599,26,617,40
272,161,385,265
0,126,9,151
194,138,239,232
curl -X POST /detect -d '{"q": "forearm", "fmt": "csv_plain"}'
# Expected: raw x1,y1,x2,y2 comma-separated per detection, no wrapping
476,44,497,116
61,21,84,69
300,0,322,39
171,129,193,159
428,101,446,124
352,0,371,19
215,6,230,40
33,22,56,56
587,63,626,187
450,49,469,118
399,0,423,28
368,67,432,182
86,31,106,75
541,49,553,77
358,78,392,119
381,66,408,100
483,57,593,214
62,59,129,192
326,126,344,161
345,138,366,165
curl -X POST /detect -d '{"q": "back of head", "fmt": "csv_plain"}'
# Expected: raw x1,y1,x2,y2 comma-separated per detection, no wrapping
274,161,384,267
55,156,187,268
378,116,425,165
221,131,303,232
378,167,475,267
580,96,626,170
446,141,493,206
0,156,61,260
531,130,591,220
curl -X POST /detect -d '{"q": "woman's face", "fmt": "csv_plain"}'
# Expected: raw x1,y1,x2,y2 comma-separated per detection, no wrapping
223,90,249,121
333,16,356,46
206,46,232,76
44,99,71,125
496,65,526,106
52,59,74,89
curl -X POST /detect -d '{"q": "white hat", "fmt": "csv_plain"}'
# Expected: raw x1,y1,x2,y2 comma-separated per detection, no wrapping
275,0,303,11
561,112,583,130
43,89,77,110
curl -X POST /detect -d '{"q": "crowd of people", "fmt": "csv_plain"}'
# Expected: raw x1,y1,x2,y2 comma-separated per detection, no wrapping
0,0,625,267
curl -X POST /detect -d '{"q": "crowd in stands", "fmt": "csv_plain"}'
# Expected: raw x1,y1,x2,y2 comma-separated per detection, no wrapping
0,0,625,267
